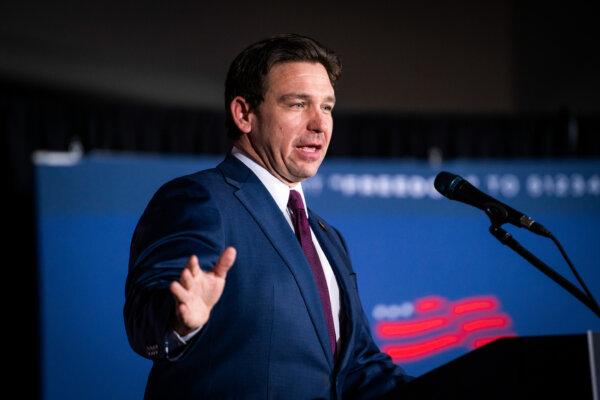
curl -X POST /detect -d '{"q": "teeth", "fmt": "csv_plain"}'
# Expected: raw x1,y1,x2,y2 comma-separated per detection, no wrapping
300,146,316,153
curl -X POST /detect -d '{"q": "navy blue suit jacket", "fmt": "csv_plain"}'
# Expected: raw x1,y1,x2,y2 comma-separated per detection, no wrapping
124,154,408,399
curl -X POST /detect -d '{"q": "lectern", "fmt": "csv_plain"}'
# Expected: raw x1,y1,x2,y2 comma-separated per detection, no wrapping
398,332,599,399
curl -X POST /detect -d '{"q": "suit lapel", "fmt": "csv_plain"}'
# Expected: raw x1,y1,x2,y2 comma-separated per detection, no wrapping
308,212,358,370
218,155,334,368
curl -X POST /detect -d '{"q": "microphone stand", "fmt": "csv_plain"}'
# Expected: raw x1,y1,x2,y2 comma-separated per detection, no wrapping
489,223,600,319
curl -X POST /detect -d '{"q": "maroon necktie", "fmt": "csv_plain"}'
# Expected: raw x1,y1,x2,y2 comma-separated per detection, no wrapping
288,189,337,356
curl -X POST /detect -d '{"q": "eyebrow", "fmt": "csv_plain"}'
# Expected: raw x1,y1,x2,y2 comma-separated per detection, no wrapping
278,93,336,103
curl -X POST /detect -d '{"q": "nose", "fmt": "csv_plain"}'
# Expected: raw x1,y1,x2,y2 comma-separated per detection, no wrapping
307,106,330,134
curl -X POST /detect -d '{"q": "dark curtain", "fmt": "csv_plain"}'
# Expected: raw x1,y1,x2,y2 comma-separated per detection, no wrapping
5,81,600,163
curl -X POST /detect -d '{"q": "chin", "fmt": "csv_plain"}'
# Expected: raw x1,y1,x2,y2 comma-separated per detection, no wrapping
287,162,320,179
287,170,315,183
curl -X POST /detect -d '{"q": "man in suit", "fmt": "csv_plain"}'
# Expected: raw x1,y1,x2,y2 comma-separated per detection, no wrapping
124,34,409,399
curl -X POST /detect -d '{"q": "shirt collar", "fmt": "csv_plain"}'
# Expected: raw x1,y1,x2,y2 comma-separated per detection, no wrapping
231,146,308,216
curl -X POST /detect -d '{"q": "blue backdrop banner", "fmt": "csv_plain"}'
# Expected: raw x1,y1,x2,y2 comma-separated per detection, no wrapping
36,153,600,399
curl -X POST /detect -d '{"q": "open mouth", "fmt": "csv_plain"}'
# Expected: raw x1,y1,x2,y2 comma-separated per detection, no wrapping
296,143,323,153
298,146,319,153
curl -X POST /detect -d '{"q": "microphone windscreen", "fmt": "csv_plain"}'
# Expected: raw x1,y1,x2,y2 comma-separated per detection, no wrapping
434,171,460,197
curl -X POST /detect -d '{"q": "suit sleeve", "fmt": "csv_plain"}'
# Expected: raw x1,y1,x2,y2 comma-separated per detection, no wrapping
331,227,412,399
123,176,224,361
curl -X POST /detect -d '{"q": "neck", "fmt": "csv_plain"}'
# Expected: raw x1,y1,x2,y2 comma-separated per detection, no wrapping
233,139,297,188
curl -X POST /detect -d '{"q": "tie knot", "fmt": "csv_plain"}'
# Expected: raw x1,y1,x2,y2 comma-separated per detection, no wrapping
288,189,305,213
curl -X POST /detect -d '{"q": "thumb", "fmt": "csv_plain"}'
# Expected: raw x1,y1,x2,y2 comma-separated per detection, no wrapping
212,246,237,278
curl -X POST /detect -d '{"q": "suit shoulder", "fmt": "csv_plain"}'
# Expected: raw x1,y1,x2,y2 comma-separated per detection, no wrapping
152,167,224,201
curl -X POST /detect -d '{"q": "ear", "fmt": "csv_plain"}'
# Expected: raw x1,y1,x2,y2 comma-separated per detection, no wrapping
230,96,254,134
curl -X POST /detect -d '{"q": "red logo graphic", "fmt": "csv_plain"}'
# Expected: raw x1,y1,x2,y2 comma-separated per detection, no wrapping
376,295,515,363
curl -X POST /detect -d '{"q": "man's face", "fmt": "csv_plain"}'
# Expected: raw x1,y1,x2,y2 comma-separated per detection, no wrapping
247,61,335,185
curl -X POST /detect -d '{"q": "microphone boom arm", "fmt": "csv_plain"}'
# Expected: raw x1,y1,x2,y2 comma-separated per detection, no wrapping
489,224,600,318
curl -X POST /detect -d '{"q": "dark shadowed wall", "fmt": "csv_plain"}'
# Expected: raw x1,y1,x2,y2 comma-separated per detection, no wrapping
1,1,514,112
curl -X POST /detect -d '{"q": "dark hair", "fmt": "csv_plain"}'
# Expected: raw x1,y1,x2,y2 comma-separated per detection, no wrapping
224,33,342,140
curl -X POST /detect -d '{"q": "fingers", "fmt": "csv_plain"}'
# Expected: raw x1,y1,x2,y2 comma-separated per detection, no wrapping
180,266,195,290
176,248,236,291
185,255,201,277
170,280,189,303
212,247,237,278
170,281,196,331
179,255,200,290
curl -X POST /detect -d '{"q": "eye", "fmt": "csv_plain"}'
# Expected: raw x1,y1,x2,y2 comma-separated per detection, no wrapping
322,104,334,113
290,102,305,109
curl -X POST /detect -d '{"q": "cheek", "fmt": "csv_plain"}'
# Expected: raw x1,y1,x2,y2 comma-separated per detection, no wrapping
278,121,300,146
324,127,333,146
322,117,333,139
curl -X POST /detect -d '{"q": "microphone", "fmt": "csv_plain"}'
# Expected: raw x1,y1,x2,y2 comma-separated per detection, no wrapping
434,171,551,237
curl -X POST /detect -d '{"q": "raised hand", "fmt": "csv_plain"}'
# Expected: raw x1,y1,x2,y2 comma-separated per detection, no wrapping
169,247,237,336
